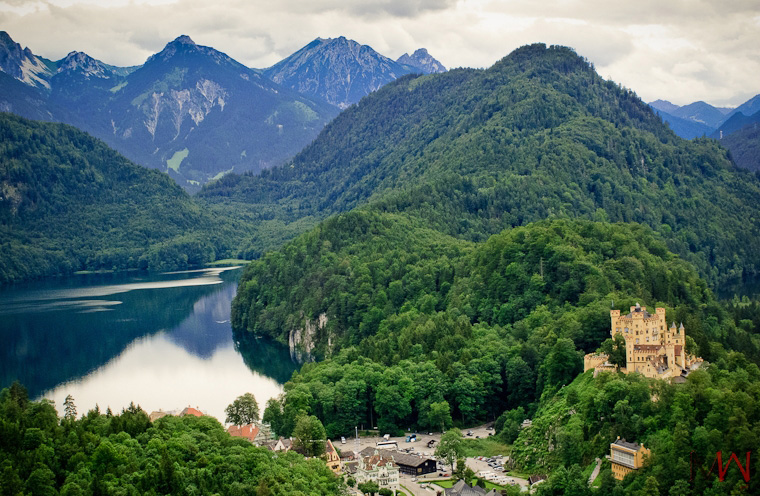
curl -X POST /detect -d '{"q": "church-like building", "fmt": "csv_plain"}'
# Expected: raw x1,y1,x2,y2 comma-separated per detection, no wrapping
584,303,702,379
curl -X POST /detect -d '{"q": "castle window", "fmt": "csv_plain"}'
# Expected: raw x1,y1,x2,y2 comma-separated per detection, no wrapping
635,338,639,344
624,327,628,333
646,337,649,342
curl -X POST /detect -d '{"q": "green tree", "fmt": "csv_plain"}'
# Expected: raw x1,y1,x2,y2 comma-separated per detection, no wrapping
640,476,659,496
225,393,260,425
358,481,380,495
292,414,326,457
542,338,582,388
600,333,627,369
262,398,284,436
427,401,452,433
435,428,465,472
63,394,77,421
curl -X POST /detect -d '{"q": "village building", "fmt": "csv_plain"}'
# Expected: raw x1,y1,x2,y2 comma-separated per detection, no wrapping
262,437,292,452
443,480,501,496
584,303,702,379
226,422,274,445
227,423,260,443
325,439,342,474
179,406,204,417
608,438,650,480
149,410,169,422
354,451,400,493
359,447,436,476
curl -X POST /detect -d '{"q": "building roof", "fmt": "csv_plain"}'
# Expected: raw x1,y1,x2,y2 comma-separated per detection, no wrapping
612,438,642,451
180,407,203,417
149,410,168,422
358,447,434,467
343,461,358,474
633,344,664,352
388,450,434,468
227,423,259,442
262,437,292,451
362,454,397,469
444,480,488,496
326,439,337,454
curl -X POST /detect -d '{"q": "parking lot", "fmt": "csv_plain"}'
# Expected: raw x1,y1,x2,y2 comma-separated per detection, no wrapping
339,424,529,493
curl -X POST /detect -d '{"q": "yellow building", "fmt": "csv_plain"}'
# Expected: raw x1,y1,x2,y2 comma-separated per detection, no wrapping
609,437,650,480
584,303,702,379
325,439,342,474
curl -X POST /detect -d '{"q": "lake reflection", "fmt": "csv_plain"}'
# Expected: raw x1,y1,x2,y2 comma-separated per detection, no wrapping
0,267,298,423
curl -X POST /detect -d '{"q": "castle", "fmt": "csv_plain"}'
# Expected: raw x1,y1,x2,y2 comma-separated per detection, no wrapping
584,303,702,379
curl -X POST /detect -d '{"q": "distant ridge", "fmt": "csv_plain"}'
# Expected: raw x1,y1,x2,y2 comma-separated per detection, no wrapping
397,48,446,74
264,36,446,108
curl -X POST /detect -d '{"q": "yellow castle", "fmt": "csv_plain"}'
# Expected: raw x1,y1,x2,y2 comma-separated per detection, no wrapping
584,303,702,379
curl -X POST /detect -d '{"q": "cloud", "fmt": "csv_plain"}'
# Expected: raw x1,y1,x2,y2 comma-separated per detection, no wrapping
0,0,756,106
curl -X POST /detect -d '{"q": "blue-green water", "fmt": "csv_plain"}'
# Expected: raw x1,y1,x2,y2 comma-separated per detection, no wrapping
0,267,298,422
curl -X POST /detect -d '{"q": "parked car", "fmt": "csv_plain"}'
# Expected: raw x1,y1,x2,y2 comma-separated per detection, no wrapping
341,436,346,444
467,430,473,436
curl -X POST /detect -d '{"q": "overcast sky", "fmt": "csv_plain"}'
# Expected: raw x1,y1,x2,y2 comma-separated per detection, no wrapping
2,0,758,107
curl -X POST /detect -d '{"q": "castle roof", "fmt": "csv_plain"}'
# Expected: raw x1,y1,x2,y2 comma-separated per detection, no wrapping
633,344,664,352
612,438,643,452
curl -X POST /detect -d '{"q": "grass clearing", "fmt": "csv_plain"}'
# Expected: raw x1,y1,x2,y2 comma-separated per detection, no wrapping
461,437,510,457
166,148,189,173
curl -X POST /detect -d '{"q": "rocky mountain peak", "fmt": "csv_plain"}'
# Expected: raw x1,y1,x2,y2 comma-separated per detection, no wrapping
0,31,52,89
173,35,197,46
147,35,207,64
57,51,112,79
264,36,414,109
396,47,446,74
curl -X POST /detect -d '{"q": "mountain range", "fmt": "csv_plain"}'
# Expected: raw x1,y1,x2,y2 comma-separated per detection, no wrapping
205,44,760,294
651,95,760,171
0,31,445,190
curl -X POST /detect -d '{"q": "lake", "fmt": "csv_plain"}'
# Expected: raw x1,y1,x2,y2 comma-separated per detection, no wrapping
0,266,298,423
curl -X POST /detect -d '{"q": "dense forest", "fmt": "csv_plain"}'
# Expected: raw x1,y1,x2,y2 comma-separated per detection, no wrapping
239,217,758,437
225,44,760,495
515,356,760,495
203,44,760,290
0,383,344,495
0,113,255,284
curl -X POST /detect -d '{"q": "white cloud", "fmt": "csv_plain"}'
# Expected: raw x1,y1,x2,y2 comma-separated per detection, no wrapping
0,0,757,106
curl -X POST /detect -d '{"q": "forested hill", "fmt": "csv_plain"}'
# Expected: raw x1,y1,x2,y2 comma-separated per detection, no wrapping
202,43,760,289
0,113,243,283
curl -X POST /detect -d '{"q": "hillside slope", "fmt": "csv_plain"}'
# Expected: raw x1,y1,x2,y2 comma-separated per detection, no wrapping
0,113,243,283
204,43,760,289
